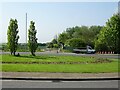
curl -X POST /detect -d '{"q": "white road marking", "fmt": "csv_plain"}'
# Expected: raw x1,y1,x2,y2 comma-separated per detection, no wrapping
1,80,52,82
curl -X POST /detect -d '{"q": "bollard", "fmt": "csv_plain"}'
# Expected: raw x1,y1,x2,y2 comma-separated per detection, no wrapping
111,51,112,54
102,52,103,54
105,51,106,54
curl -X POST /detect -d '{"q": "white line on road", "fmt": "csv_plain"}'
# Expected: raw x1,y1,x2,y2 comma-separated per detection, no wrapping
1,80,52,82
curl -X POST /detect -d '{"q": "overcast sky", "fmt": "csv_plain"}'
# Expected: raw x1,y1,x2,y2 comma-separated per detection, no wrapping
0,1,118,43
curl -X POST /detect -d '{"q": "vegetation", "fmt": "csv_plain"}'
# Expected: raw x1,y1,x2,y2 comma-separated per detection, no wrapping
47,39,58,49
1,54,112,63
28,21,38,56
66,38,86,48
0,43,46,52
1,54,118,73
7,19,19,55
58,32,69,48
47,14,120,54
95,14,120,54
4,13,119,54
2,63,118,73
47,25,103,52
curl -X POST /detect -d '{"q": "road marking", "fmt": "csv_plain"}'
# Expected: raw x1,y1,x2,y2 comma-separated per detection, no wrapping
62,80,118,83
1,80,52,82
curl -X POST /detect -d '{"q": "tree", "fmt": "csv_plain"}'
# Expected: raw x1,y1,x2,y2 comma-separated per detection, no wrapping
66,27,75,39
52,39,58,44
72,26,95,47
105,14,120,53
53,44,59,48
7,19,19,55
47,42,53,48
95,14,120,53
51,38,60,49
56,25,103,49
58,32,69,48
66,38,86,48
28,21,38,56
89,25,103,47
89,26,103,36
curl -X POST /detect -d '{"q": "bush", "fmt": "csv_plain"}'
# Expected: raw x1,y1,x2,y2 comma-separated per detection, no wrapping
95,42,108,52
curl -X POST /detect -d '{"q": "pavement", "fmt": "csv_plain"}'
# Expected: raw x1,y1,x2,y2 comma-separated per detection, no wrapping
1,72,119,80
1,72,119,88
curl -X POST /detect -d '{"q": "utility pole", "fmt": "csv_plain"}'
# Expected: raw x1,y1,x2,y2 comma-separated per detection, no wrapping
26,13,27,51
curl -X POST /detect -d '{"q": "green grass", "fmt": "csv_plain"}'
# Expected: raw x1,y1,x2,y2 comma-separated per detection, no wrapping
2,63,118,73
1,54,119,73
1,54,109,63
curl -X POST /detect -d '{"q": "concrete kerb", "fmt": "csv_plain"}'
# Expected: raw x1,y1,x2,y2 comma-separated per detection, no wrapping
1,72,119,81
1,77,119,82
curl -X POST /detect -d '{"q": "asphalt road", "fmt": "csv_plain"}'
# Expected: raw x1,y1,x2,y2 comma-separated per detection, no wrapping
2,80,118,88
1,51,119,59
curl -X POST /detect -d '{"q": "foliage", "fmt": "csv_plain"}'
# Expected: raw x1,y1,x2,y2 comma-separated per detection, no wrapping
53,44,59,48
52,39,58,44
95,14,120,53
66,38,86,48
47,38,60,49
57,25,103,49
47,42,54,48
0,43,9,51
28,21,38,56
38,43,47,46
66,27,75,39
58,32,69,47
7,19,19,55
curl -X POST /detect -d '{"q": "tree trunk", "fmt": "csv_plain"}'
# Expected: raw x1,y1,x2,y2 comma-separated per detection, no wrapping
31,51,35,56
13,51,16,56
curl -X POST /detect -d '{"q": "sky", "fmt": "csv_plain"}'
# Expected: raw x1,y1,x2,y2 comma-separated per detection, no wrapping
0,1,118,43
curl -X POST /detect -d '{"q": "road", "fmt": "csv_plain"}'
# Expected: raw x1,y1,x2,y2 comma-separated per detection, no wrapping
2,80,118,88
0,51,119,59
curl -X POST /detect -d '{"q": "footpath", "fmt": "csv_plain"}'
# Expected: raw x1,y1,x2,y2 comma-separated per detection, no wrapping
1,72,119,80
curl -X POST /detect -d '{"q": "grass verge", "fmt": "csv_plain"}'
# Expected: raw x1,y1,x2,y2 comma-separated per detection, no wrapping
1,54,119,73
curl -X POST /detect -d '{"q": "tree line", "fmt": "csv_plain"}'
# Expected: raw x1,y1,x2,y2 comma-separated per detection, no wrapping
49,14,120,54
48,25,103,51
